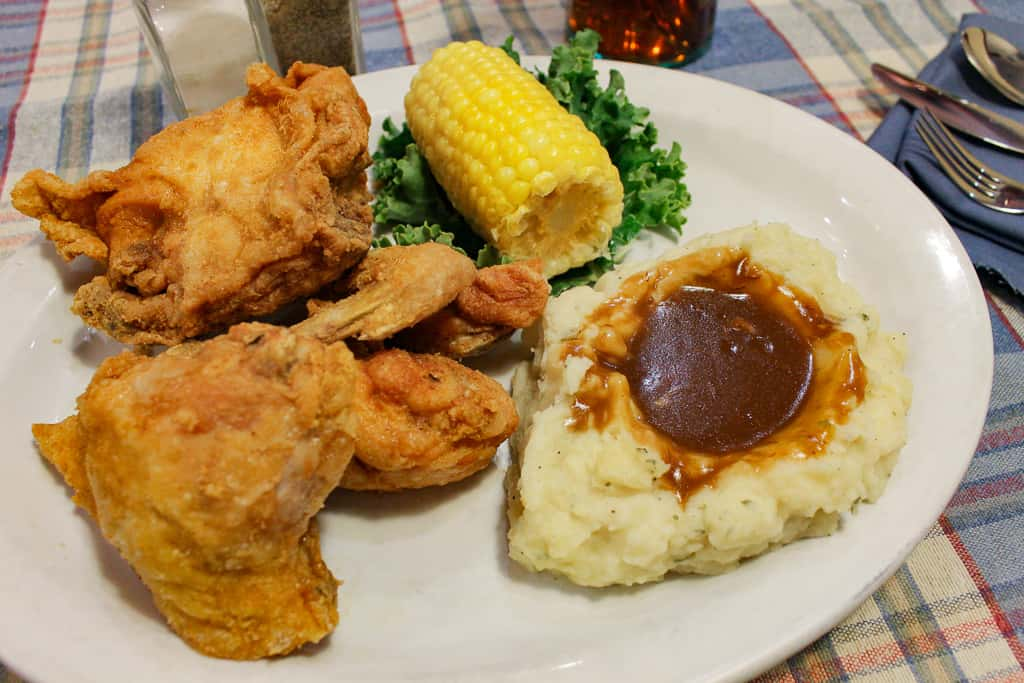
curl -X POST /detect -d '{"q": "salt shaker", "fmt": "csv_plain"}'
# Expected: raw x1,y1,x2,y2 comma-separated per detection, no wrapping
133,0,363,120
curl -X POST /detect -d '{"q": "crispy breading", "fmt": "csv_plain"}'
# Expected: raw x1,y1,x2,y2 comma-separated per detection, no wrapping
12,63,372,346
33,324,359,659
341,349,518,491
394,259,550,357
453,259,549,327
393,309,514,358
296,242,477,343
33,416,96,516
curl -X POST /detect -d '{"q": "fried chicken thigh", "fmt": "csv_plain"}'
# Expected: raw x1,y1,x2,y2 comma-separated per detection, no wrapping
33,324,360,659
13,63,373,345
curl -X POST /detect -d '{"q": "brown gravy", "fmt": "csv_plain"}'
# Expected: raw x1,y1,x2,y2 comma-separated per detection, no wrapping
564,246,866,503
625,286,814,453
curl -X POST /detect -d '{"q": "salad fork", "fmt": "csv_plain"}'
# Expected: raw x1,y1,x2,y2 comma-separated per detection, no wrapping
914,109,1024,214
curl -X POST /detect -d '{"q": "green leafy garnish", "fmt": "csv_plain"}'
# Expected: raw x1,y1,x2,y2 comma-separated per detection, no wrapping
474,244,513,268
371,119,489,259
371,119,467,231
371,221,463,250
371,30,691,293
546,259,616,295
500,36,522,65
370,221,508,267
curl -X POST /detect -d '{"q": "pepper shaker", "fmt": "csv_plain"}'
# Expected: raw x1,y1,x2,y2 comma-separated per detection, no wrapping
261,0,364,76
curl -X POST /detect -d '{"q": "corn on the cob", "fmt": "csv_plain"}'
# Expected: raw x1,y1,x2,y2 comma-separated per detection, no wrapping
404,41,624,277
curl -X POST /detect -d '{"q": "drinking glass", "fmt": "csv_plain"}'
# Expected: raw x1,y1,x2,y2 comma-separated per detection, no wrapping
568,0,718,67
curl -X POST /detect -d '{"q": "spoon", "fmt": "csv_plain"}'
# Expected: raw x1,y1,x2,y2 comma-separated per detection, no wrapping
961,26,1024,106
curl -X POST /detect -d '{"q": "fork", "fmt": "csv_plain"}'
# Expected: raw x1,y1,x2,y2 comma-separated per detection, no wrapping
914,109,1024,214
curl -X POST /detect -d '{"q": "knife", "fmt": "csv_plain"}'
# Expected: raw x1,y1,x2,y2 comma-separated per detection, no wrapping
871,63,1024,154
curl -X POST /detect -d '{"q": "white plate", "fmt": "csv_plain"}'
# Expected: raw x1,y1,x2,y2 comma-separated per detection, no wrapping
0,60,992,683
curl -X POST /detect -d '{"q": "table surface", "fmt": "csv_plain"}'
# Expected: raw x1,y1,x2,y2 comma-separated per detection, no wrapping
1,1,1023,681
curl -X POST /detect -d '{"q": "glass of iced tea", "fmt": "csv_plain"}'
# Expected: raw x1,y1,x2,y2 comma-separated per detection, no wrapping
568,0,717,66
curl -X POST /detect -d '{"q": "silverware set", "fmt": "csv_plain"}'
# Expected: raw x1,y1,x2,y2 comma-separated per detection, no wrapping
915,111,1024,213
872,26,1024,214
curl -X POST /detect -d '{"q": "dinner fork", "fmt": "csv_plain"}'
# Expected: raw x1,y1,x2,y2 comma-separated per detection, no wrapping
914,109,1024,214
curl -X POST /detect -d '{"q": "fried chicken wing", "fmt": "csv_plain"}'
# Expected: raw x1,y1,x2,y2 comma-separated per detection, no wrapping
394,259,550,357
13,62,373,346
296,242,477,343
341,349,518,491
33,324,360,659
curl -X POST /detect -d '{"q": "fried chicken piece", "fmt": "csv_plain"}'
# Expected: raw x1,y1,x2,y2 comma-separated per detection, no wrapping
394,259,550,357
33,324,359,659
299,246,523,489
296,242,476,343
340,349,518,491
455,259,550,327
395,311,510,359
12,62,373,346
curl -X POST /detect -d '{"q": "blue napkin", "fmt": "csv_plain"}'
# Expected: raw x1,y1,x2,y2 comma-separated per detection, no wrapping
868,13,1024,299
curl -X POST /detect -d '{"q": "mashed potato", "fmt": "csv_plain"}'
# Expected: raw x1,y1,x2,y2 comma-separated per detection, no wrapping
506,223,912,587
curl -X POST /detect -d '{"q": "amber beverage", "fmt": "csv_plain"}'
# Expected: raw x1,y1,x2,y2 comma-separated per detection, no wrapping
568,0,717,66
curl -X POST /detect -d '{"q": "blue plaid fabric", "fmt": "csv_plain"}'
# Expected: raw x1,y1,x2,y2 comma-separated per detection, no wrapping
2,1,1023,680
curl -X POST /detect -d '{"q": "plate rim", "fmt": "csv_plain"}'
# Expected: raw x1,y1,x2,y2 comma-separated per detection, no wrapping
0,58,995,683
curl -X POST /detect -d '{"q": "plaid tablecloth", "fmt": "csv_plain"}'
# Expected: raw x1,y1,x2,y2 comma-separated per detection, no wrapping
2,1,1023,681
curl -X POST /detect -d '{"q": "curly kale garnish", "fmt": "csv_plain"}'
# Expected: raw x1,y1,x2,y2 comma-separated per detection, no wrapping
371,119,487,259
